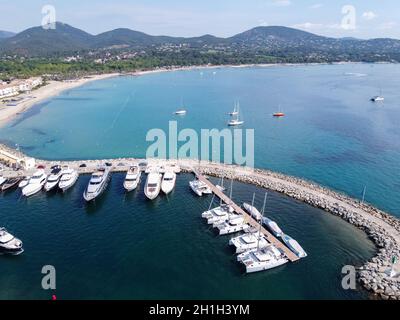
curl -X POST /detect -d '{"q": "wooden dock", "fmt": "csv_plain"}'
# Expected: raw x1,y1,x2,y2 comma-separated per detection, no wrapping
193,169,300,263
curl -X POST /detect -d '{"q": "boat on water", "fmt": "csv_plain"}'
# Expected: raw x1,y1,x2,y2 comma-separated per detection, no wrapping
237,245,288,273
229,233,269,254
174,109,187,115
22,169,47,197
262,216,283,238
371,96,385,102
83,167,112,202
18,176,30,189
0,228,23,254
243,202,263,221
273,112,285,117
202,205,234,225
228,104,244,126
123,166,141,192
215,215,250,235
144,170,162,200
281,234,307,258
228,102,239,116
161,170,176,195
1,178,22,192
58,167,79,192
44,166,63,192
189,179,212,196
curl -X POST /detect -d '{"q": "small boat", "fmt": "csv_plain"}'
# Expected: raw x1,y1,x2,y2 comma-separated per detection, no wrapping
161,170,176,195
83,167,112,202
144,170,162,200
189,179,212,196
1,178,22,192
243,203,263,221
0,228,23,254
237,245,288,273
202,205,234,225
174,108,187,115
58,167,79,192
123,166,141,192
262,217,283,238
273,112,285,117
229,233,269,254
371,96,384,102
44,167,63,192
281,234,307,258
22,169,47,197
18,177,30,189
228,102,244,126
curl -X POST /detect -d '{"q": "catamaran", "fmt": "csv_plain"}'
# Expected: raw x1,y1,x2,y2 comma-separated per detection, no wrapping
58,167,79,192
0,228,23,254
161,170,176,195
189,179,212,196
144,170,162,200
22,169,47,197
83,166,112,202
44,166,63,192
237,245,288,273
229,233,269,254
215,215,250,235
281,234,307,258
202,205,234,225
123,166,141,192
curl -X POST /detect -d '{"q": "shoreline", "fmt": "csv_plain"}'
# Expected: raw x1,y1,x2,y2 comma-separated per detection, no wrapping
0,61,383,128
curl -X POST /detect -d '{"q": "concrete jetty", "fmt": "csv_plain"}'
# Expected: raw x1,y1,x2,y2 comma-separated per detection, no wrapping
0,145,399,299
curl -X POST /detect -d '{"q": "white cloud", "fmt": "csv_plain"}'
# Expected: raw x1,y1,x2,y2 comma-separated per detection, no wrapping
378,22,397,30
362,11,377,21
271,0,292,7
292,22,323,30
310,4,323,9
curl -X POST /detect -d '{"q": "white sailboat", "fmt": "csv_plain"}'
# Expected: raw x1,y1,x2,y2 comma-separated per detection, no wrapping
371,88,384,102
228,102,239,116
228,103,244,126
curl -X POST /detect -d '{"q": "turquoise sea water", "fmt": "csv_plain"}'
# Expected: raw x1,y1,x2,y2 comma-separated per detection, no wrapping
0,64,398,299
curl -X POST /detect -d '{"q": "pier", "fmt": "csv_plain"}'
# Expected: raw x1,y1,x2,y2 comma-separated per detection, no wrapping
193,168,300,262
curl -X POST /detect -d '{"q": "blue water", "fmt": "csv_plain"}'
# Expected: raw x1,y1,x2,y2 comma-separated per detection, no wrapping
0,63,398,299
1,64,399,217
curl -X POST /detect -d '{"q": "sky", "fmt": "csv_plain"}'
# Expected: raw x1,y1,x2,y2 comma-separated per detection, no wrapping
0,0,399,39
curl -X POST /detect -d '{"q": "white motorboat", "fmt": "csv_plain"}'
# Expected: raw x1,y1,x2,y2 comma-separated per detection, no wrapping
18,176,30,189
2,178,22,192
243,202,263,221
44,167,63,192
58,167,79,192
123,166,141,192
229,233,270,254
237,245,288,273
281,234,307,258
174,109,187,115
262,217,283,238
83,167,112,202
215,215,250,235
189,179,212,196
144,170,162,200
22,169,47,197
0,228,23,253
371,96,384,102
0,175,6,186
161,170,176,195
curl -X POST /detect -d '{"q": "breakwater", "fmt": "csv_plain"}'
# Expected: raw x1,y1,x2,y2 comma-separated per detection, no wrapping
1,146,399,299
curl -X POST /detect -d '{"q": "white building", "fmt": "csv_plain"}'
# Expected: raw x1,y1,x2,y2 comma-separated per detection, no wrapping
0,77,43,99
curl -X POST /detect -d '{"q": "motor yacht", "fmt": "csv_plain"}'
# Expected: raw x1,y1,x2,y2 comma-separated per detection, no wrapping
144,170,162,200
18,176,30,189
123,166,141,192
83,167,112,202
161,170,176,195
281,234,307,258
44,167,63,192
58,167,79,192
22,169,47,197
0,228,23,254
1,178,22,192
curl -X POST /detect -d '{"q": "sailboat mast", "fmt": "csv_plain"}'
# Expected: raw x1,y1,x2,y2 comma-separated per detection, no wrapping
257,192,268,250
